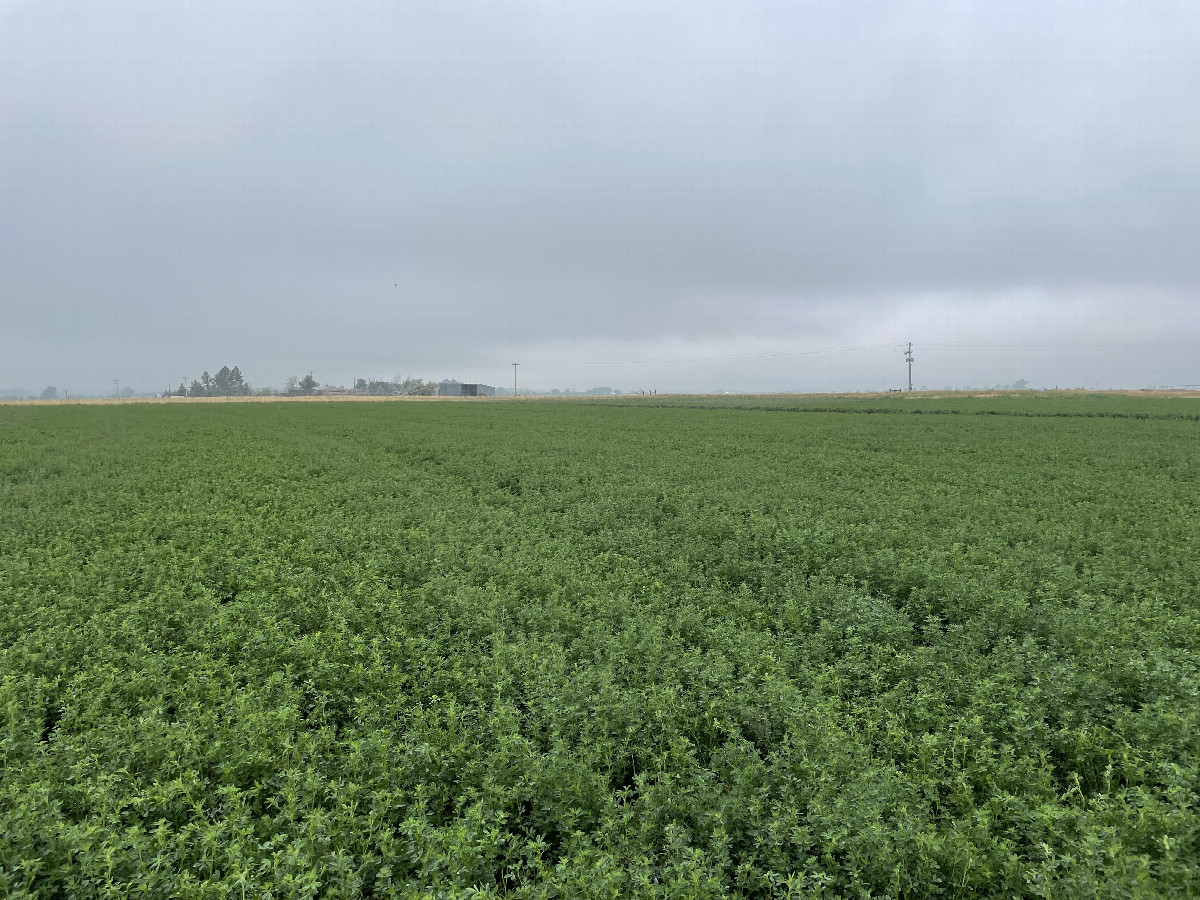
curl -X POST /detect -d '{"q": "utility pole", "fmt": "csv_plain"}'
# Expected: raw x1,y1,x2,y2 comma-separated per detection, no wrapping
114,378,120,399
904,343,914,392
512,363,519,397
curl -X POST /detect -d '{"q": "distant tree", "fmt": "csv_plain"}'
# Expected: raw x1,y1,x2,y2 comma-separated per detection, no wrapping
176,382,188,397
285,375,299,393
40,386,58,400
394,377,425,395
352,376,427,396
184,367,252,397
298,373,318,394
1011,379,1029,390
208,365,248,396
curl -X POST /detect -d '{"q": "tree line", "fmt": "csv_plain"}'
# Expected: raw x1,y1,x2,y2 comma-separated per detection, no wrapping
169,366,253,398
154,371,434,398
352,376,428,396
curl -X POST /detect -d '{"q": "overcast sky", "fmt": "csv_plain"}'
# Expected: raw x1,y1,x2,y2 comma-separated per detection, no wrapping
3,1,1198,395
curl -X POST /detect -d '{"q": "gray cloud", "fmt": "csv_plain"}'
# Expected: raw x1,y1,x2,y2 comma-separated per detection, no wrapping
3,0,1198,394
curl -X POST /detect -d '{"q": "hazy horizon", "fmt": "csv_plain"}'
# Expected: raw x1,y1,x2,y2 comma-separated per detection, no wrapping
4,1,1198,396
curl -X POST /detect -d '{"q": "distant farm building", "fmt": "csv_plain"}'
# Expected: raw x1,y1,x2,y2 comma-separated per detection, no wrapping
437,379,495,397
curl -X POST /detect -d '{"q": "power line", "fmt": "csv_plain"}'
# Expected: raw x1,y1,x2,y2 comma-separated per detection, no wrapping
921,338,1193,350
564,343,900,367
490,336,1194,388
505,337,1190,373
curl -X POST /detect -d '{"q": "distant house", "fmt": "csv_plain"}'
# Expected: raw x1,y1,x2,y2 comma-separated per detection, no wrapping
437,379,495,397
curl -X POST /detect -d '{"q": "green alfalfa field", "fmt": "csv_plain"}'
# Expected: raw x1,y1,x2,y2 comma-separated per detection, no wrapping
1,394,1197,898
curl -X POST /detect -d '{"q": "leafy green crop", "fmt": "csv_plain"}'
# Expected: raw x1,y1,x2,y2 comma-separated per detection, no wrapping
1,397,1197,898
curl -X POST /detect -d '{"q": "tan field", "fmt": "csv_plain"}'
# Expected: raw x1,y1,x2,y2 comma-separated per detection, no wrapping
5,387,1200,406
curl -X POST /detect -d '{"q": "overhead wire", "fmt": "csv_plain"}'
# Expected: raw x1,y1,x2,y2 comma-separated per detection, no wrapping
560,337,1188,369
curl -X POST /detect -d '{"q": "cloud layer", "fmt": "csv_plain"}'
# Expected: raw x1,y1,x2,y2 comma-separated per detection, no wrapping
3,1,1198,393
